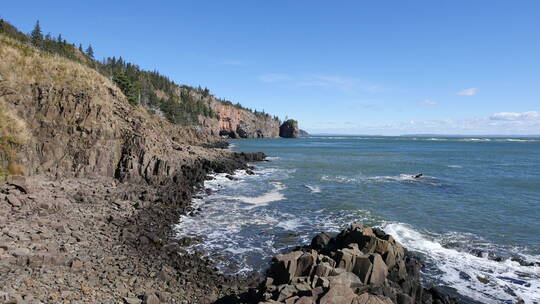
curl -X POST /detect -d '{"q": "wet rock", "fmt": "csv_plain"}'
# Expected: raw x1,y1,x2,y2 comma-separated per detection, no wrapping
310,232,332,251
252,223,461,304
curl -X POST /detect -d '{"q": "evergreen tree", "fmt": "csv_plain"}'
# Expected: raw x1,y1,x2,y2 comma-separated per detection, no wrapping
57,33,62,43
85,44,94,58
78,44,83,52
30,20,43,45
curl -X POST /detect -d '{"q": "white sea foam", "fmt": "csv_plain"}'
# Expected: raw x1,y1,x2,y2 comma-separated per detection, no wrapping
322,174,440,186
304,184,321,193
447,165,463,168
266,156,281,161
381,222,540,304
277,218,302,230
223,182,286,209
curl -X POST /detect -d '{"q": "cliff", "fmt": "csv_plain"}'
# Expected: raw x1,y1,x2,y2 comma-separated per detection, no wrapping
199,99,280,138
0,34,261,184
0,32,268,303
0,19,282,141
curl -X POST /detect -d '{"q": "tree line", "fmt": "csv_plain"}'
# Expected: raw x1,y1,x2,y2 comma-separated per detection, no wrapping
0,19,277,125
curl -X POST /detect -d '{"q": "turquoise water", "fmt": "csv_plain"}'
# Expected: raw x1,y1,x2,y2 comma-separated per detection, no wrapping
176,136,540,303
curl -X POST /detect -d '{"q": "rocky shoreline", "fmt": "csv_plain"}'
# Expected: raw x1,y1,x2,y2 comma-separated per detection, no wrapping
0,149,266,304
223,224,465,304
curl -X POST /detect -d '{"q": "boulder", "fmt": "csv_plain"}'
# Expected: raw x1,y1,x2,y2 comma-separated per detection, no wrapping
310,232,331,250
368,254,388,285
352,255,373,284
143,292,160,304
319,283,356,304
270,251,304,284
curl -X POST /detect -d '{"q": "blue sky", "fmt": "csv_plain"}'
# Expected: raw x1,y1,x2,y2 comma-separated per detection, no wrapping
2,1,539,135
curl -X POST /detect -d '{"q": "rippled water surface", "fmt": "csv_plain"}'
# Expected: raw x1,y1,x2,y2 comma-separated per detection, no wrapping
175,136,540,303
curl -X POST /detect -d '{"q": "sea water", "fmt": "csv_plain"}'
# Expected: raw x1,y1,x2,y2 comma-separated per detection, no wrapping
175,136,540,303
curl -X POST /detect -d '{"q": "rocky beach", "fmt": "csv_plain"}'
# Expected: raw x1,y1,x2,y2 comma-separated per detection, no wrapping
1,14,539,304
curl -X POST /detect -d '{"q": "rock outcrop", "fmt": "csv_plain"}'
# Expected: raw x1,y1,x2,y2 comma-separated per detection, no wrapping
279,120,300,138
299,129,309,137
253,224,460,304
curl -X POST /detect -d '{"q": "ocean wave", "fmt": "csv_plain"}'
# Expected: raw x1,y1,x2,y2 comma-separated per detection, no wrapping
381,222,540,304
304,184,321,193
321,174,441,186
266,156,281,161
447,165,463,168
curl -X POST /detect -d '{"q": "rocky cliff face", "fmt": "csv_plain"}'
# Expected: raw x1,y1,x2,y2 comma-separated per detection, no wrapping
0,34,262,187
199,99,280,138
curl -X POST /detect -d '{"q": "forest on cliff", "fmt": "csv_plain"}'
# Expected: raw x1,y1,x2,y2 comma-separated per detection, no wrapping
0,19,278,126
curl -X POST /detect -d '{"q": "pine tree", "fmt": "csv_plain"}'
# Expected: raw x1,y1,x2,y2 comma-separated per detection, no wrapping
85,44,94,58
57,33,62,43
78,44,83,52
30,20,43,45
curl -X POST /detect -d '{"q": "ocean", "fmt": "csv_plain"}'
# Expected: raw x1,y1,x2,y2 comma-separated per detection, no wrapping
175,136,540,303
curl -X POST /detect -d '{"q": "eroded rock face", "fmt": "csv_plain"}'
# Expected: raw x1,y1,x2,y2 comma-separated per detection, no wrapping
199,100,280,139
256,224,460,304
279,120,300,138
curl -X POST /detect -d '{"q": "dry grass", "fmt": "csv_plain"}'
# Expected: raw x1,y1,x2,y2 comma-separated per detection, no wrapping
0,34,123,100
0,102,29,175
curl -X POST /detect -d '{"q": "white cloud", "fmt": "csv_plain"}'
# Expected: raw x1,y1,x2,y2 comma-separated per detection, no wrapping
457,88,478,96
418,99,437,105
308,111,540,135
489,111,540,121
257,74,382,93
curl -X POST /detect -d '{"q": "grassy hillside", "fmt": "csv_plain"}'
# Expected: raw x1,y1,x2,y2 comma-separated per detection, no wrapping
0,18,278,126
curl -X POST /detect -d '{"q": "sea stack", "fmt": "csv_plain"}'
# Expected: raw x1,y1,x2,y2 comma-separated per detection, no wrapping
280,119,300,138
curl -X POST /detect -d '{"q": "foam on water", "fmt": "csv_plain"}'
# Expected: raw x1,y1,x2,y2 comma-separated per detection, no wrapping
304,184,321,193
321,173,441,186
220,181,286,209
381,222,540,304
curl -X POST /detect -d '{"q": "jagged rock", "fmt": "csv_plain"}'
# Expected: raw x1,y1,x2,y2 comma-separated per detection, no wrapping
368,254,388,285
279,120,300,138
277,285,298,302
270,251,303,284
352,293,394,304
254,223,461,304
299,129,309,137
142,292,160,304
319,283,356,304
5,195,22,208
310,232,331,250
6,176,31,194
352,255,373,284
124,297,142,304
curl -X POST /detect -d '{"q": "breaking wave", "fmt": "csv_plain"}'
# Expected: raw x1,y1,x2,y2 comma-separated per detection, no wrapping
381,222,540,304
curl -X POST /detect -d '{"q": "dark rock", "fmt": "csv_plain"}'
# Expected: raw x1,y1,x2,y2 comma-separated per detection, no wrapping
279,120,300,138
299,129,309,137
310,232,331,251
